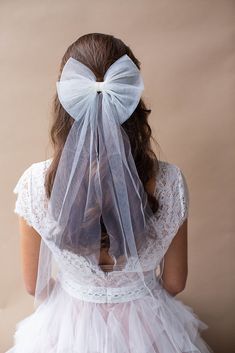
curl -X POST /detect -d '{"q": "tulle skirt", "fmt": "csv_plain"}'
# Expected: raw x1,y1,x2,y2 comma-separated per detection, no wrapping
5,277,213,353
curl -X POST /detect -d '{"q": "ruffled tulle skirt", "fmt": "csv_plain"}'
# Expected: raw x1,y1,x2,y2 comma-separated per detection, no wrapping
6,277,213,353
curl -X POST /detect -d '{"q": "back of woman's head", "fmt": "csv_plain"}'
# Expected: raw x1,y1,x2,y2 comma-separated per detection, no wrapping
46,33,159,218
59,33,139,82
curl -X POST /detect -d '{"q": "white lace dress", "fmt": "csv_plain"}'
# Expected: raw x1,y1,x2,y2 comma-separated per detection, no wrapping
6,159,213,353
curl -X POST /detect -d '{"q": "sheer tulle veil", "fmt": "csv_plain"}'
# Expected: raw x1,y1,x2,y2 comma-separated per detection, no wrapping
34,54,158,308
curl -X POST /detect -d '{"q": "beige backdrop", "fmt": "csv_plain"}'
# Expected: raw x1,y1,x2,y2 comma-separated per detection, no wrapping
0,1,234,352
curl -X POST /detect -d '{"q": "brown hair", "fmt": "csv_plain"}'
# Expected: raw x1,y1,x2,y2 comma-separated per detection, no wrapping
45,33,159,248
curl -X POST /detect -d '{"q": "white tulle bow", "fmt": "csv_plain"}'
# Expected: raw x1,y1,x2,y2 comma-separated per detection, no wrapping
56,54,144,124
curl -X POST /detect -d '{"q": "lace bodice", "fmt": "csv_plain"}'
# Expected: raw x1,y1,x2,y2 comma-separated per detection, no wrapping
13,159,189,302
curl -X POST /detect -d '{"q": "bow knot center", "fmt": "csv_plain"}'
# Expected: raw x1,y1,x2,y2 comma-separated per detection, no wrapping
94,81,105,93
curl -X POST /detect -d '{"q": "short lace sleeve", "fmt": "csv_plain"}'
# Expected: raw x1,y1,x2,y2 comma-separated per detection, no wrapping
13,159,51,231
147,161,190,263
13,164,34,227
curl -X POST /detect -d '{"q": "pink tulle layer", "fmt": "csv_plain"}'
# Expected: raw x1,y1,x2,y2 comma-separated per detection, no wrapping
6,279,213,353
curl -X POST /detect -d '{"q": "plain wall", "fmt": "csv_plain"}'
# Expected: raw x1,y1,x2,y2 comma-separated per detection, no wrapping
0,1,234,352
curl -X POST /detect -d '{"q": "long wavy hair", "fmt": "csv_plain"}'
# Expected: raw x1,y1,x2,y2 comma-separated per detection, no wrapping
45,33,159,249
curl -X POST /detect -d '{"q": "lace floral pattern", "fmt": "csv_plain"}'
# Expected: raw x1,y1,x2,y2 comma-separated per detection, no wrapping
13,158,189,302
13,159,51,232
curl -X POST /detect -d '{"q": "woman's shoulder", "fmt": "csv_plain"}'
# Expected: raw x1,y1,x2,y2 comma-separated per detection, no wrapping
31,158,52,176
14,158,52,191
157,159,183,171
156,159,186,184
13,158,52,228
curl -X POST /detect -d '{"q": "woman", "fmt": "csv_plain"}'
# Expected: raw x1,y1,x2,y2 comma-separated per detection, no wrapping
7,33,213,352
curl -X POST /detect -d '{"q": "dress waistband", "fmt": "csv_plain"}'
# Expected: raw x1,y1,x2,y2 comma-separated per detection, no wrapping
57,271,159,303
